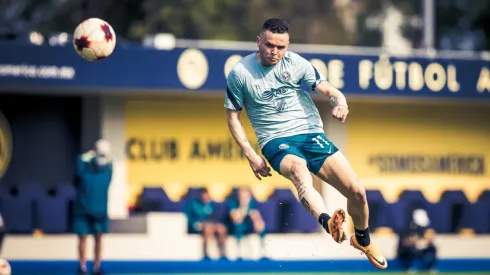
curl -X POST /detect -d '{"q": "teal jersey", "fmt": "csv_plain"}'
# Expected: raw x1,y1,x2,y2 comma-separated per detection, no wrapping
224,51,325,148
74,152,113,216
183,199,215,230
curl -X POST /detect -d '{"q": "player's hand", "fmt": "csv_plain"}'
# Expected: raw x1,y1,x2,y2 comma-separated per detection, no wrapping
247,153,272,180
332,105,349,123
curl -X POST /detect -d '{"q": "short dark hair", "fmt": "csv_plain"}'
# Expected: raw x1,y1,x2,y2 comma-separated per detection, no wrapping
262,18,289,34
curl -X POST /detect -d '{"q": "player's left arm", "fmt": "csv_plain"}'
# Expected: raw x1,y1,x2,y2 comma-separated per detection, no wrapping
297,53,349,122
314,80,349,123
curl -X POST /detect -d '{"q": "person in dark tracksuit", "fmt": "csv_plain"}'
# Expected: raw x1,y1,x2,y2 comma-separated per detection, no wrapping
73,140,112,275
397,209,438,272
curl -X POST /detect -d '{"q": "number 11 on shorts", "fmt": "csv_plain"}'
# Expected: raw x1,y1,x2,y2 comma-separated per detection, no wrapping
312,135,332,153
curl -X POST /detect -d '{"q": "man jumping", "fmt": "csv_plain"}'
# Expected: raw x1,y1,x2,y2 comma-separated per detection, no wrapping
224,18,387,269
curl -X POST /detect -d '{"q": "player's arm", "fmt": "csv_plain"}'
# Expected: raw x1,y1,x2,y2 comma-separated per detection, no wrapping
229,203,246,223
225,68,272,180
315,80,349,122
298,55,349,122
224,68,258,159
226,110,256,159
314,81,348,108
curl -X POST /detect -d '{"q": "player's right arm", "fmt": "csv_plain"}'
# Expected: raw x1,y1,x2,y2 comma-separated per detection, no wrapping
225,68,272,180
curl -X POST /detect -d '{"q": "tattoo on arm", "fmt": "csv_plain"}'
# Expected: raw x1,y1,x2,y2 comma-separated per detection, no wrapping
329,95,340,107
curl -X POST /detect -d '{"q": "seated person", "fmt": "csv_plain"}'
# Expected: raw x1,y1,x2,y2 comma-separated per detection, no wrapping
397,209,438,272
227,187,267,259
184,188,227,260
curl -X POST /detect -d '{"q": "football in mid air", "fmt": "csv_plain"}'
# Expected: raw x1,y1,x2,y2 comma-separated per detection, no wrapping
73,18,116,61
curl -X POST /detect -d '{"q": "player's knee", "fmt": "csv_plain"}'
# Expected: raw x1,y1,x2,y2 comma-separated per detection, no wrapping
349,181,367,205
202,223,215,235
215,224,227,235
78,235,87,243
289,160,309,185
94,233,103,241
254,220,265,233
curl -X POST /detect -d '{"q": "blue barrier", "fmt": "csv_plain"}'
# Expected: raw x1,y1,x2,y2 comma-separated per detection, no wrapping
8,259,490,274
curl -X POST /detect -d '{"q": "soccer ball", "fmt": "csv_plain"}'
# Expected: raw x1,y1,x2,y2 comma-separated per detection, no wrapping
0,259,11,275
73,18,116,61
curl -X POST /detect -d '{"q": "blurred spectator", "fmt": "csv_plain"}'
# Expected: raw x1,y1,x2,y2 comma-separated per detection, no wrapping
184,188,228,260
73,139,113,275
397,209,438,273
226,187,267,260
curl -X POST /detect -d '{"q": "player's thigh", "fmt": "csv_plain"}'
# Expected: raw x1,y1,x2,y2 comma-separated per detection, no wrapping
261,137,307,176
92,217,110,235
303,133,339,174
279,154,311,186
214,223,227,235
201,222,216,235
315,150,362,199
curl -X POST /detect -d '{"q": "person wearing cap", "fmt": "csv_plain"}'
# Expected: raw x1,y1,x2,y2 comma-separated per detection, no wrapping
397,208,438,272
73,139,113,275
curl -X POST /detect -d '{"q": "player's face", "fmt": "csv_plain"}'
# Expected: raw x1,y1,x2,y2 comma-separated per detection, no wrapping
256,30,289,66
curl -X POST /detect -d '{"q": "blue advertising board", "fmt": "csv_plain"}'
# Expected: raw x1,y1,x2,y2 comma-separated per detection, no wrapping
0,42,489,99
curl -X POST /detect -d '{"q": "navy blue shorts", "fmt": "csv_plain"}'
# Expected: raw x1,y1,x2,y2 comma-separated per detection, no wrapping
261,133,339,175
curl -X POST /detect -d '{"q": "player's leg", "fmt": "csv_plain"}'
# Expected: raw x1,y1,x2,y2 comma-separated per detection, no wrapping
278,154,346,243
250,210,265,236
249,211,267,258
93,233,104,275
201,223,215,259
77,235,88,275
214,223,228,259
315,151,387,269
261,137,346,243
73,215,89,275
316,151,369,234
92,217,109,275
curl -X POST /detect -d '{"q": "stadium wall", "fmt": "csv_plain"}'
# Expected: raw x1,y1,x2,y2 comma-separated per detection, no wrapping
345,100,490,203
87,94,335,217
87,93,490,232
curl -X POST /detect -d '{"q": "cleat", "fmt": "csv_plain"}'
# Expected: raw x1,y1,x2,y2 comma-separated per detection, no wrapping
327,208,346,243
350,236,388,270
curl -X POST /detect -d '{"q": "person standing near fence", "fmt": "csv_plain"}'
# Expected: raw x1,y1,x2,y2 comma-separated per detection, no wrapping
73,139,113,275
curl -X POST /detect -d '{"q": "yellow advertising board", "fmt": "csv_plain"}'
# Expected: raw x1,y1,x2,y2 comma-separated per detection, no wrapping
125,96,292,204
346,101,490,203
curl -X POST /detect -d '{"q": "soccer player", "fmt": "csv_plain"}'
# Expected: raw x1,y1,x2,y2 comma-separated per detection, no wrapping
224,18,387,269
73,139,113,275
